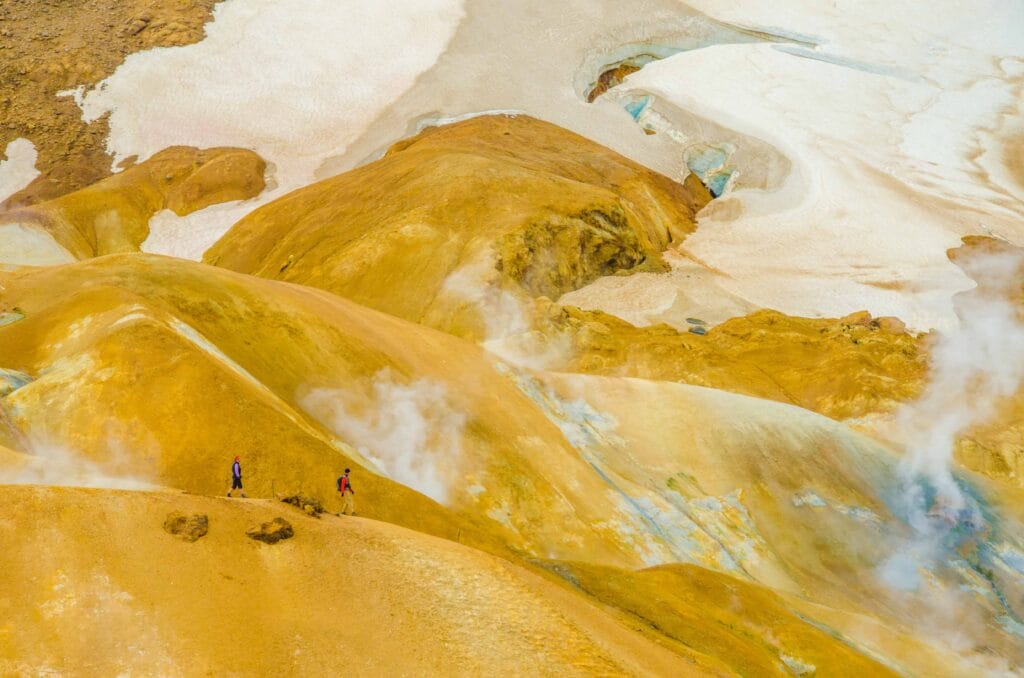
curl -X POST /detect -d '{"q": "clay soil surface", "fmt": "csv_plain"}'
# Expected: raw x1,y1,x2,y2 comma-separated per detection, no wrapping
0,0,218,205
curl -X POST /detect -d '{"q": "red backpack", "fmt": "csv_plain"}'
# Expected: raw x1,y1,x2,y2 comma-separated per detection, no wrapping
338,475,349,493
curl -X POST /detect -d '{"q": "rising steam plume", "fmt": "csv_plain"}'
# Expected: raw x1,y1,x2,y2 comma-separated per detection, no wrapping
894,245,1024,526
302,369,466,504
879,244,1024,599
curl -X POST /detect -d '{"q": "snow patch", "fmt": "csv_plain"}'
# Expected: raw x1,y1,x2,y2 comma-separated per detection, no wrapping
0,223,76,267
71,0,464,254
0,138,39,204
604,1,1024,330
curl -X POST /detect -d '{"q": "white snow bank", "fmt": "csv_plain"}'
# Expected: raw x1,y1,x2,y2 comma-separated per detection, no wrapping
77,0,464,258
0,223,75,267
603,1,1024,330
65,0,1024,328
65,0,781,261
142,202,259,261
0,139,39,204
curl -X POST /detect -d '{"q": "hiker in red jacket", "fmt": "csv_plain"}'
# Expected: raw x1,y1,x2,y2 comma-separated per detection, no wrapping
337,468,355,516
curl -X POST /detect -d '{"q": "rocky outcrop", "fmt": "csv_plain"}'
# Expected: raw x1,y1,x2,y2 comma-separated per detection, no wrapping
281,494,325,518
586,62,642,102
163,511,209,542
527,300,926,420
246,516,293,544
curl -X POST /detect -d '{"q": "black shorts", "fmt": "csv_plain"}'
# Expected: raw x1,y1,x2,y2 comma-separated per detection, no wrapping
232,476,243,489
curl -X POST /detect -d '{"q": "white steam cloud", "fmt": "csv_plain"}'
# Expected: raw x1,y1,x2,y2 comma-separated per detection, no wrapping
878,244,1024,618
442,260,570,370
860,245,1024,666
0,442,155,491
301,369,466,504
893,246,1024,526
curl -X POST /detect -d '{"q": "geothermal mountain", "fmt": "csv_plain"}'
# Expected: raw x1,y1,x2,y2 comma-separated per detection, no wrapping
2,1,1024,676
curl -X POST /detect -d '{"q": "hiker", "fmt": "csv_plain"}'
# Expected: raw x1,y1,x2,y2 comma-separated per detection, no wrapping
337,468,356,515
227,455,247,498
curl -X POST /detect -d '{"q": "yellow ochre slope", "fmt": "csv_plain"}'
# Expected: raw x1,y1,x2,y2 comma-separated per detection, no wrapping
0,146,265,261
3,254,1020,674
3,105,1023,676
0,485,711,677
205,114,711,337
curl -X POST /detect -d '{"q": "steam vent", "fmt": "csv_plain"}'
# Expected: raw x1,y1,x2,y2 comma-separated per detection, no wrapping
4,1,1024,675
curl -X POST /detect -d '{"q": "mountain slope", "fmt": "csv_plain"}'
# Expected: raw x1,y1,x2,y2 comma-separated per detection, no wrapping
205,114,711,338
0,485,710,676
0,146,265,265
